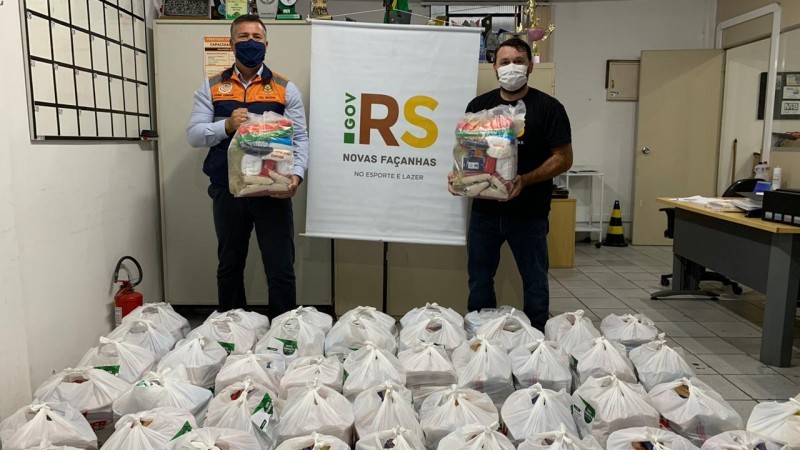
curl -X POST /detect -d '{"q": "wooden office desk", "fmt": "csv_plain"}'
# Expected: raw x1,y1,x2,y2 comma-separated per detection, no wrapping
657,198,800,366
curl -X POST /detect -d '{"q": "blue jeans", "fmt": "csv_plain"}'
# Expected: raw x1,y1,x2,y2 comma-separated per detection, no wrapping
208,184,296,318
467,210,550,330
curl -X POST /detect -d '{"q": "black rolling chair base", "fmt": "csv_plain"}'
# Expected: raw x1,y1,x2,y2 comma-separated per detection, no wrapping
651,289,719,301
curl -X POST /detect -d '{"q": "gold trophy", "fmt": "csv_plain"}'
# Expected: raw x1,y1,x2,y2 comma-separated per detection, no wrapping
310,0,331,19
517,0,554,62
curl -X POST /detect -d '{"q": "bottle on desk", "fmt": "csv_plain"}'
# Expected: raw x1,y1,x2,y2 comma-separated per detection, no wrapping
772,166,782,190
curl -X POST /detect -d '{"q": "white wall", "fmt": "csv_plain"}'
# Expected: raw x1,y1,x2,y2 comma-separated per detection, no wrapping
552,0,715,226
717,28,800,193
0,7,161,418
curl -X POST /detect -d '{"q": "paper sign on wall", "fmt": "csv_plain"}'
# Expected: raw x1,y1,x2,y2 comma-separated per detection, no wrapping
204,36,235,78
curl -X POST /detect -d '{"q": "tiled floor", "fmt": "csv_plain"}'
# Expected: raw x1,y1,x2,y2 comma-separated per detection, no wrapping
555,242,800,421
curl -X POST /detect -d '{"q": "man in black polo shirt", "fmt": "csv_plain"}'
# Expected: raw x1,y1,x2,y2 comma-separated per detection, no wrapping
459,38,573,331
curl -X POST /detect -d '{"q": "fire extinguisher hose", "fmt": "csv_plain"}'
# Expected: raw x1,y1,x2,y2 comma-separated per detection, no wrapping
113,256,143,288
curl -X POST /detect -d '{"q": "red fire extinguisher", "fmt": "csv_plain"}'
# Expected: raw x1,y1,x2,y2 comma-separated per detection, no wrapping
113,256,143,326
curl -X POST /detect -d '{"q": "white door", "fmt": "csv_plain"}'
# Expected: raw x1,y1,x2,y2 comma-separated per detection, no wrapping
632,50,724,245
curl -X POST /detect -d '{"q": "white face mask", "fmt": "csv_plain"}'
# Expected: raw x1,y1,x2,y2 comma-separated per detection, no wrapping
497,63,529,92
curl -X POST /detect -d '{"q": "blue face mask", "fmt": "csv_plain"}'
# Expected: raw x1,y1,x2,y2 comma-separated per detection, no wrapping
234,40,266,68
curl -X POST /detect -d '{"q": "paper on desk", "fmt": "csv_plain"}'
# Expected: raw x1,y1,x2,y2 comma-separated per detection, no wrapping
673,195,714,205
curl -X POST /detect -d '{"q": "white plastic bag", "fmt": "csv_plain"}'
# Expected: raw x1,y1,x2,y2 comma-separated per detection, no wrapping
399,313,467,356
572,337,637,386
475,311,544,352
157,336,228,389
465,306,529,338
545,310,601,357
255,311,325,360
188,316,257,355
339,306,398,336
77,337,156,383
401,303,464,329
419,385,498,449
102,407,197,450
437,424,515,450
356,426,426,450
353,382,422,441
571,374,659,446
452,336,514,407
273,306,333,334
649,377,742,445
34,367,131,433
106,318,177,357
701,431,790,450
501,384,578,444
509,339,571,392
747,396,800,448
124,302,191,339
518,425,603,450
600,313,659,351
113,367,212,425
278,383,355,444
0,402,97,450
629,334,695,391
14,440,84,450
325,314,397,361
277,432,351,450
343,341,406,401
208,309,270,339
204,379,278,449
167,427,260,450
399,343,457,410
607,427,699,450
280,355,343,399
215,350,284,394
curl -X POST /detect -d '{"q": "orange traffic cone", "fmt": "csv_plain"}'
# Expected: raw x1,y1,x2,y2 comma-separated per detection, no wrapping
602,200,628,247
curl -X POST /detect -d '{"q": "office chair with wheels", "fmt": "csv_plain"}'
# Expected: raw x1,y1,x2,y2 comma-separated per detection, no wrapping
652,178,762,300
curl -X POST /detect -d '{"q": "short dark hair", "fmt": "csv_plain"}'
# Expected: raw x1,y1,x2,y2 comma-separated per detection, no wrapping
496,38,532,62
230,14,267,37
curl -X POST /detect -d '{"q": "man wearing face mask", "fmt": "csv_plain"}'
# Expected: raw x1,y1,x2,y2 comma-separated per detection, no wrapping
455,38,573,331
186,14,308,318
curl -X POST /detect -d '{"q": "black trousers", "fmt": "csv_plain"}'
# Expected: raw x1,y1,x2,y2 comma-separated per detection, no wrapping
208,183,296,318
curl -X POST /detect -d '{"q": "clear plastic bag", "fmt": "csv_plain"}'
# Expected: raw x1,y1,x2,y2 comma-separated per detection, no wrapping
0,402,97,450
228,111,295,198
501,384,577,444
449,103,526,201
629,334,695,391
77,337,157,383
509,339,571,392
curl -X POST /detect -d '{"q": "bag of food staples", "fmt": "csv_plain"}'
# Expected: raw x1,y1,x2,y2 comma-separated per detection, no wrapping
186,316,257,356
77,337,157,383
400,302,464,329
106,318,177,358
398,343,457,411
101,407,197,450
204,378,279,449
437,423,515,450
228,111,296,198
277,433,350,450
501,383,578,444
278,382,354,444
399,313,467,356
273,306,333,334
342,341,406,402
356,426,425,450
747,396,800,448
452,336,514,408
600,313,659,351
449,102,526,201
509,339,571,392
571,336,637,387
544,310,601,357
606,427,699,450
353,382,422,441
255,311,325,360
700,431,790,450
157,336,228,389
629,334,695,391
0,402,97,450
123,302,191,339
419,385,498,449
465,306,529,339
208,309,271,339
339,306,398,337
517,425,603,450
475,310,544,352
324,314,397,362
214,350,284,395
167,427,260,450
113,366,212,425
279,355,343,399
